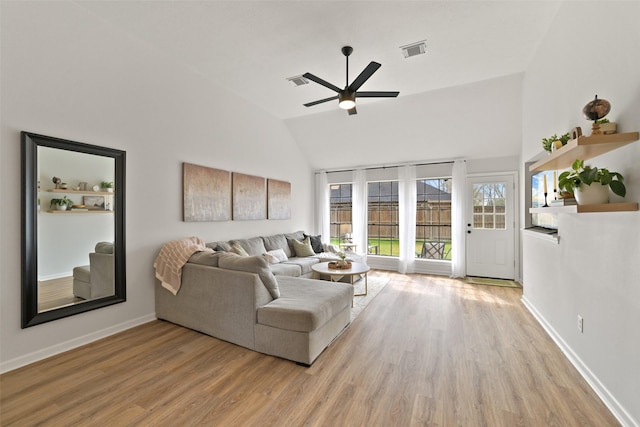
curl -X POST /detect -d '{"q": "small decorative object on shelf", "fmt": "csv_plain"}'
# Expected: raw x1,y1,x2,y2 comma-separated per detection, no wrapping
582,95,611,136
595,118,617,135
100,181,114,192
571,127,582,140
549,197,577,206
542,132,571,153
52,176,61,189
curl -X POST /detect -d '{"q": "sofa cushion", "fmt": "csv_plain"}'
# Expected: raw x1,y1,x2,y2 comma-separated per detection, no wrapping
218,253,280,299
283,257,319,275
188,251,221,267
304,234,324,253
261,234,290,256
291,237,315,257
257,276,352,333
230,237,267,256
269,262,302,277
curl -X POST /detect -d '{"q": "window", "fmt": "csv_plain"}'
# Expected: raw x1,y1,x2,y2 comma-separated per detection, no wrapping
472,183,506,229
416,178,452,260
367,181,399,257
329,184,352,246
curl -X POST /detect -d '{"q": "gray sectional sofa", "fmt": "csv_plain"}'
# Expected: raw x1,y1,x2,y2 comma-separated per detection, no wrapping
155,231,360,365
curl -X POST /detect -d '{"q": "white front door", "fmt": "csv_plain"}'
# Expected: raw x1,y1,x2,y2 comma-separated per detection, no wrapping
466,175,515,280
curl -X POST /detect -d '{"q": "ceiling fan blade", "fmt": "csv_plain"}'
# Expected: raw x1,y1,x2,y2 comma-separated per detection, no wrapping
348,107,357,115
355,91,400,98
347,62,381,92
302,72,342,93
303,95,339,107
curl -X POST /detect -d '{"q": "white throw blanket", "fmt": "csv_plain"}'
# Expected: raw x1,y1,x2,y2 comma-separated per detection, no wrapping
154,236,213,295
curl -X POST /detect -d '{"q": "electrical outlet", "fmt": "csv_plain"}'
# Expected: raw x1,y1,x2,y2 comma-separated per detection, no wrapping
578,315,584,333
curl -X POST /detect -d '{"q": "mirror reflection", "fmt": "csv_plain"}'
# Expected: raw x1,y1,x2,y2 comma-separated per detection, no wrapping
37,147,116,312
22,132,126,328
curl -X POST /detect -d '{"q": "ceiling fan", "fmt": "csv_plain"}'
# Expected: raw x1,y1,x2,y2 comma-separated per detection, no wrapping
303,46,399,115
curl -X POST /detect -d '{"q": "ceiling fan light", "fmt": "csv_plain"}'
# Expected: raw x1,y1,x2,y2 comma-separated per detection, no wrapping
339,92,356,110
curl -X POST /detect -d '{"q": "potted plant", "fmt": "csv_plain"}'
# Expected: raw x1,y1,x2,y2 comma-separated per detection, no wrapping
542,132,571,153
50,195,74,211
596,118,617,135
100,181,114,192
558,159,626,205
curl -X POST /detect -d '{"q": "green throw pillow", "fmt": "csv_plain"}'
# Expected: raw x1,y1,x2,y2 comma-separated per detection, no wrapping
291,236,315,257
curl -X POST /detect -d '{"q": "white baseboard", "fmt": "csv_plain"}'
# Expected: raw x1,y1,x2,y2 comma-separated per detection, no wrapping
0,314,156,374
367,256,452,276
521,296,638,427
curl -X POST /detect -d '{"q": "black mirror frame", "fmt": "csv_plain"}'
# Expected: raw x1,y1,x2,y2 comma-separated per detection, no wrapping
21,132,126,328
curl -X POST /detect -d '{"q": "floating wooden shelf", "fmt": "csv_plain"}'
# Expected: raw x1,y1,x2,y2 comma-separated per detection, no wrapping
529,132,639,172
530,202,638,214
46,209,112,214
46,189,114,196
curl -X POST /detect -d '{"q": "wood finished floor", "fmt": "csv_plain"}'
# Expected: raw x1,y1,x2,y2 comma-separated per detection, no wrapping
1,272,619,426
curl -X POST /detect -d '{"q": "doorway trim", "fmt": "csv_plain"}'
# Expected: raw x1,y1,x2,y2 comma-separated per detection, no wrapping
465,171,519,281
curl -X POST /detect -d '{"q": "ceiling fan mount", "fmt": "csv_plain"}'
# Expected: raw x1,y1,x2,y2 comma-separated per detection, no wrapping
341,46,353,57
302,46,399,115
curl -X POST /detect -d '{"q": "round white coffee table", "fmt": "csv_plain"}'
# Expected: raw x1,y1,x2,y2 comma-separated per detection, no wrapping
311,262,370,306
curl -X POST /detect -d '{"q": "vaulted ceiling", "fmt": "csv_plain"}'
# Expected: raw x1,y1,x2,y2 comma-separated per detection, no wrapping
75,1,561,120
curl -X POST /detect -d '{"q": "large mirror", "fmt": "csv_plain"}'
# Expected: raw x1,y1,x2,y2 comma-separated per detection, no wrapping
21,132,126,328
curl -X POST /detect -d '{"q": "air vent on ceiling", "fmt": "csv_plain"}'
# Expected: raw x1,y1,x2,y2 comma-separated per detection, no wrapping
400,40,427,58
286,75,309,87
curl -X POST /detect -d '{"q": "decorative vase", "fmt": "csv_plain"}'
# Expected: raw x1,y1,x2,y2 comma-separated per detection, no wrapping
575,183,609,205
551,140,563,151
56,204,68,211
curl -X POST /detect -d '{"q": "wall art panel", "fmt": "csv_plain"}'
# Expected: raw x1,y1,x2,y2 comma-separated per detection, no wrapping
232,172,266,220
183,163,231,221
267,179,291,220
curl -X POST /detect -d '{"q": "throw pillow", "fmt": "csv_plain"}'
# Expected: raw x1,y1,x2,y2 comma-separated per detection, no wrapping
267,248,288,263
304,234,324,253
218,253,280,299
291,236,315,257
230,243,249,257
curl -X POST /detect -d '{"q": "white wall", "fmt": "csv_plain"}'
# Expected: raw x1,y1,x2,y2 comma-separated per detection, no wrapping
521,2,640,425
0,2,313,371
